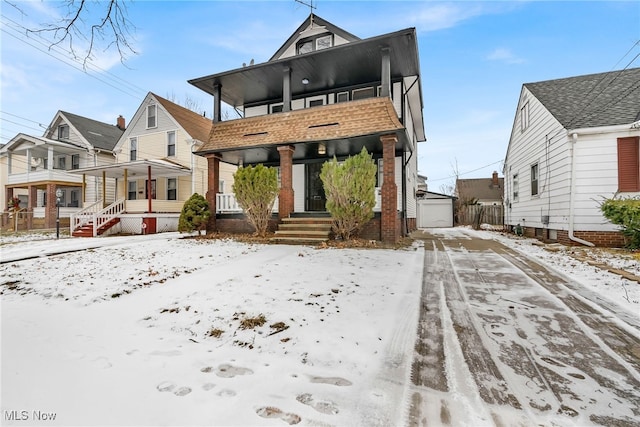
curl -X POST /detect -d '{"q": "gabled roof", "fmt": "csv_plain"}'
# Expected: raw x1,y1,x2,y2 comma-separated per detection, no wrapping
525,67,640,129
152,93,213,143
269,13,360,61
456,177,504,201
58,111,124,151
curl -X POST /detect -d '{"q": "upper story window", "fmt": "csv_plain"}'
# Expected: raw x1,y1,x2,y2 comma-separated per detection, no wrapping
271,104,283,113
297,33,333,55
147,104,157,128
531,163,539,196
336,92,349,103
167,131,176,157
130,137,137,161
520,102,530,132
71,154,80,170
58,125,69,140
352,87,375,100
57,156,66,170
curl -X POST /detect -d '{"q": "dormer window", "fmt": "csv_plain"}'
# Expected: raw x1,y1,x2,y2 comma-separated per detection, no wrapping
58,125,69,140
297,33,333,55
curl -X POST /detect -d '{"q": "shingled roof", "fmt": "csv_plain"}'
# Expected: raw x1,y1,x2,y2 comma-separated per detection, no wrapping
197,97,404,154
525,67,640,129
456,175,504,202
61,111,124,151
152,93,213,143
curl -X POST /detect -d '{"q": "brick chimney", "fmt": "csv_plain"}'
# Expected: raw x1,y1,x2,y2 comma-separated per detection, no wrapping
117,115,126,130
492,171,499,187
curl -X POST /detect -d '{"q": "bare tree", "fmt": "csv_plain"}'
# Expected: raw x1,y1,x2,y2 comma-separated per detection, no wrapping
165,92,206,117
13,0,137,68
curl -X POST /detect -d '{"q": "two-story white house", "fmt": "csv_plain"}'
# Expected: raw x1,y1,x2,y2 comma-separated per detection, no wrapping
504,67,640,247
1,111,123,230
188,14,425,242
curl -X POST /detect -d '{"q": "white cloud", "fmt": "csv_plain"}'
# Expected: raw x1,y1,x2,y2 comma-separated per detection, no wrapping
409,3,489,32
487,47,526,64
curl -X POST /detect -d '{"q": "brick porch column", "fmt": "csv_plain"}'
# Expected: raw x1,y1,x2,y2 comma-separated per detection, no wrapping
45,183,57,229
380,134,398,243
205,154,221,233
277,145,295,219
27,185,37,229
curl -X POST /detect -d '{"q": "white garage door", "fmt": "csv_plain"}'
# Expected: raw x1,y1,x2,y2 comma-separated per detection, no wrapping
418,199,453,228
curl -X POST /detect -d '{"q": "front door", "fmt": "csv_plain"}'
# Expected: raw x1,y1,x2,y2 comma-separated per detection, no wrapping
306,163,326,211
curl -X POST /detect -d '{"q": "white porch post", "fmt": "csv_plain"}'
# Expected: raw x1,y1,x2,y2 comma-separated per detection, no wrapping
47,147,54,170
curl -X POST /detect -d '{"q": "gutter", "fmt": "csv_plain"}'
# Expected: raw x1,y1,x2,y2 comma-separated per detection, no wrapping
568,133,594,247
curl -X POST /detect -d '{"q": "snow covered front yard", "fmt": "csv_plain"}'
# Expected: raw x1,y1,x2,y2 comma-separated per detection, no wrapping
1,233,423,426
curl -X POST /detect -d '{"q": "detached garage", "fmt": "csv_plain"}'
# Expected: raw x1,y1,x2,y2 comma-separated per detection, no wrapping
417,191,456,228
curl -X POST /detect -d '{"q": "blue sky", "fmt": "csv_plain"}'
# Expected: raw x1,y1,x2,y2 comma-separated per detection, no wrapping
2,1,639,193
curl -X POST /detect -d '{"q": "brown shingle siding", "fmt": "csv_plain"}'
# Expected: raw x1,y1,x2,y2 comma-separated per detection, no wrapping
198,97,404,153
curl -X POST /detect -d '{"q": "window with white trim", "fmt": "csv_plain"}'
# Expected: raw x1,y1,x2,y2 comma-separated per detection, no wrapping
167,178,177,200
336,92,349,103
512,173,519,201
167,131,176,157
531,163,539,196
130,137,137,161
128,181,137,200
58,125,69,140
147,104,157,128
71,154,80,170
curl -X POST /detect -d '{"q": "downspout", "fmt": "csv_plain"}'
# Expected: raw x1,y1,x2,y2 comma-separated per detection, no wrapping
403,148,413,235
568,133,594,247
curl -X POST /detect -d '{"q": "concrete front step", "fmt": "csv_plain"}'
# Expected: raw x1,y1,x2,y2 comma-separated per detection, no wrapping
271,217,334,245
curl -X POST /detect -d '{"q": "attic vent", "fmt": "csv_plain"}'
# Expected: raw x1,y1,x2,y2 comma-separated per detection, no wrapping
243,131,268,137
308,122,338,129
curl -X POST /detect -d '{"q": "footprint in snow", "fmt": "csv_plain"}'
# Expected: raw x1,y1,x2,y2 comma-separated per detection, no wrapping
256,406,301,425
156,382,191,396
217,389,237,397
215,363,253,378
202,383,216,391
174,386,192,397
310,376,352,386
296,393,339,415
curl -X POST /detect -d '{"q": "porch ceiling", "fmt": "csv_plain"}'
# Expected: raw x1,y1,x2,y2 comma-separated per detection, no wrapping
188,28,421,108
67,159,192,179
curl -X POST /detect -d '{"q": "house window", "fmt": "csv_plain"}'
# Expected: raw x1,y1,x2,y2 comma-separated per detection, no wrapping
219,180,225,193
316,34,333,50
336,92,349,103
70,190,80,207
71,154,80,170
271,104,283,114
617,136,640,192
308,99,324,108
145,179,157,199
167,178,177,200
43,158,48,170
512,173,519,202
57,156,66,170
520,102,530,132
167,131,176,157
147,104,157,128
58,125,69,140
130,137,137,161
352,87,375,100
297,40,313,55
531,163,539,196
128,181,137,200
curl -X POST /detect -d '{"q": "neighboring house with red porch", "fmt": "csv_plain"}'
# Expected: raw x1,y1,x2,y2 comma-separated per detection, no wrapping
67,92,236,236
188,14,425,242
1,111,124,231
503,67,640,247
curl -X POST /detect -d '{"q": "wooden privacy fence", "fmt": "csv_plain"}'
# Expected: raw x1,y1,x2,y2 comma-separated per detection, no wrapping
456,204,504,227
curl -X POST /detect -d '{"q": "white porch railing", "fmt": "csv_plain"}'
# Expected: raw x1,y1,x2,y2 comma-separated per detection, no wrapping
94,198,126,237
70,199,103,231
217,193,242,213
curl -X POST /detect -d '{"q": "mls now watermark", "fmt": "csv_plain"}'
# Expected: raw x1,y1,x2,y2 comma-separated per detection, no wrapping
4,410,57,422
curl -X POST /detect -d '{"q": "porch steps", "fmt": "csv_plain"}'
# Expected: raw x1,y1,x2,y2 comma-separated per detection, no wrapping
72,218,120,238
271,217,333,245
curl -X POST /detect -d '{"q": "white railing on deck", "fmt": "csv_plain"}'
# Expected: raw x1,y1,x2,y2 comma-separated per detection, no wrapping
94,198,125,237
70,199,103,231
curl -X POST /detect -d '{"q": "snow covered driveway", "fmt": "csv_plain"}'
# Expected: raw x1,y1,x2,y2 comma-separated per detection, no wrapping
409,228,640,427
